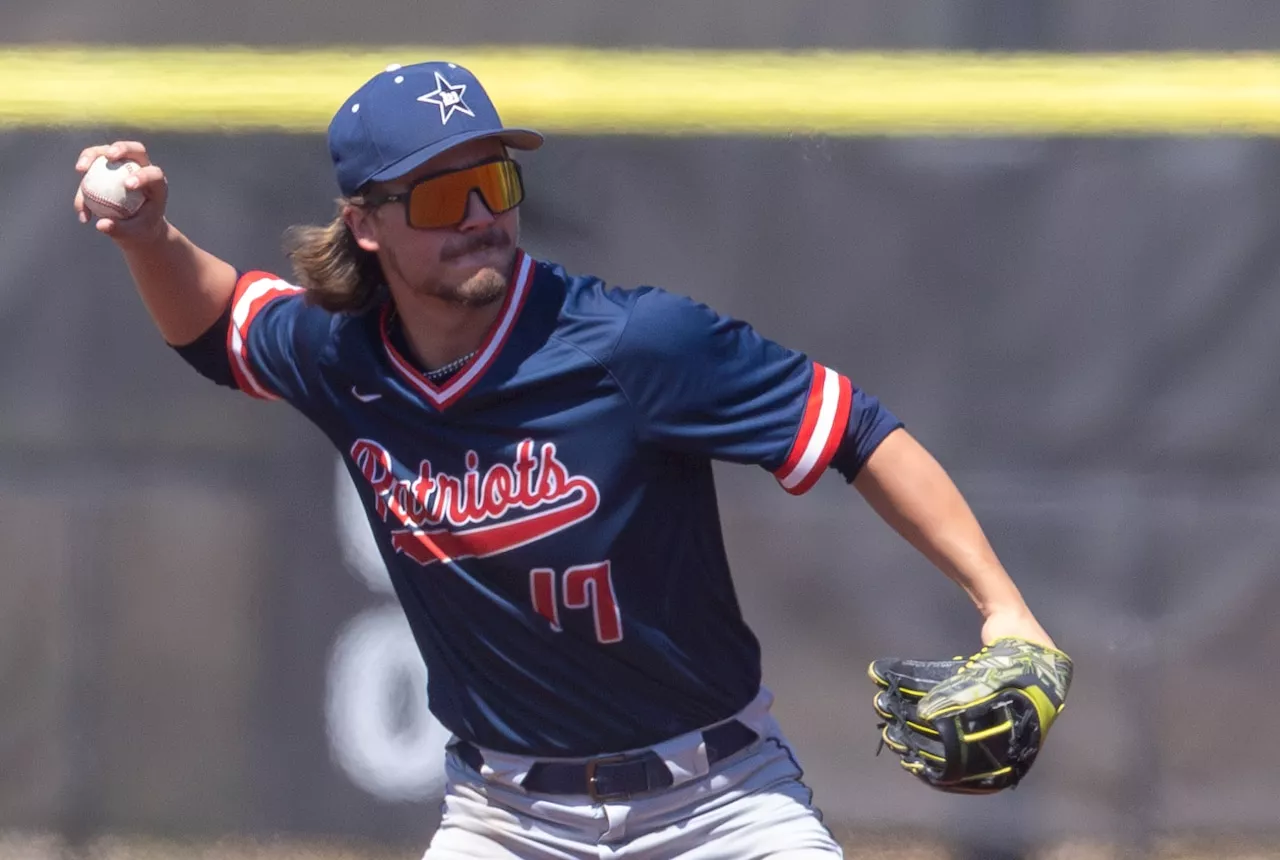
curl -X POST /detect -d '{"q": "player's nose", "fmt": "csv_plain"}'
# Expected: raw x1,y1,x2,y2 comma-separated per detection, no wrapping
456,189,497,231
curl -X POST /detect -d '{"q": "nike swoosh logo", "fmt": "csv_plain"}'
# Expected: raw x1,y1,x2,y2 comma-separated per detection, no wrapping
351,387,382,403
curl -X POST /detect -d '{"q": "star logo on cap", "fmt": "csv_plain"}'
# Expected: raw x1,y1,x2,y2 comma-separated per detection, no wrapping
417,71,476,125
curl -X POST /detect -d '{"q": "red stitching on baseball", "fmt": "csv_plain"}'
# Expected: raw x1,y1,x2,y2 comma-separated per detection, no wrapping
83,160,142,219
83,187,139,218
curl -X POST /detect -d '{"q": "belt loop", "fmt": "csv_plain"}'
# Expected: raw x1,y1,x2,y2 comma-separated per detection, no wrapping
693,735,711,777
649,728,709,786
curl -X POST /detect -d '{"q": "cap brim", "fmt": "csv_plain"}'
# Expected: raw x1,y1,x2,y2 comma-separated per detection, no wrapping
367,128,544,187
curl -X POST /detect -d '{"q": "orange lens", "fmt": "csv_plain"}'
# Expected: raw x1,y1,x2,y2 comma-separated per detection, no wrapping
406,159,524,229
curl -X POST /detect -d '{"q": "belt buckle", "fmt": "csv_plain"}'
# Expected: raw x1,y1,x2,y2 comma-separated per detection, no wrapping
585,753,632,802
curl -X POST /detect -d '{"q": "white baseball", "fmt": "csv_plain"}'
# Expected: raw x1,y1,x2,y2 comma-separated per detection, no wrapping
80,156,145,220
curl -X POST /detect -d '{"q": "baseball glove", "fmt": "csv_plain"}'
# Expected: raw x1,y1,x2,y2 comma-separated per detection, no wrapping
868,637,1073,794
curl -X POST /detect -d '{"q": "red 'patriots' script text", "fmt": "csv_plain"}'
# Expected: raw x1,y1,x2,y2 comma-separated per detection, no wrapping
348,438,600,565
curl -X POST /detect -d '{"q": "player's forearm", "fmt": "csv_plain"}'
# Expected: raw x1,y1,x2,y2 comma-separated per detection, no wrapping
853,430,1039,623
119,220,238,346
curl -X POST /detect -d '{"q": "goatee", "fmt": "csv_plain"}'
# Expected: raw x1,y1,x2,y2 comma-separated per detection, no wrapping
435,227,513,306
448,267,508,307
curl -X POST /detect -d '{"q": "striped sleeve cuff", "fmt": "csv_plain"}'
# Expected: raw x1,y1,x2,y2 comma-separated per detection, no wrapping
225,270,303,400
773,362,853,495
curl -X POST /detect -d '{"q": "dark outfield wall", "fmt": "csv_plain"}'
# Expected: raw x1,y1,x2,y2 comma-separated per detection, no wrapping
2,130,1279,848
4,0,1280,50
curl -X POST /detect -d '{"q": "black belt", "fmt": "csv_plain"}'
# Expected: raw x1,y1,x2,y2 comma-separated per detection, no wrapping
452,719,759,802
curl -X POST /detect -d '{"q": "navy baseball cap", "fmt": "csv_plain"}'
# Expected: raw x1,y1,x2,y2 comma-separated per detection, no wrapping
328,60,543,197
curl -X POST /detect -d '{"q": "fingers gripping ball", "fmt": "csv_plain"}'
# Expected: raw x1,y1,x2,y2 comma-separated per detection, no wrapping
868,637,1073,794
80,156,144,220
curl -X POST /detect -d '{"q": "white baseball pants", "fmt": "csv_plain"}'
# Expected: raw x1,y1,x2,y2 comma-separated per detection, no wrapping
423,688,843,859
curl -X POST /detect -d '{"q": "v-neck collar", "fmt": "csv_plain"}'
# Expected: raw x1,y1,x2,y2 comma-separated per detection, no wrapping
379,249,534,411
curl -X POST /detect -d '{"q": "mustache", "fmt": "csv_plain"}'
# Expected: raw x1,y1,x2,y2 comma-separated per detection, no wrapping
442,228,511,261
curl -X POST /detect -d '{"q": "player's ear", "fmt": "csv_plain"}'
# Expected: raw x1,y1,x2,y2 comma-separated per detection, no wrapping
343,202,381,253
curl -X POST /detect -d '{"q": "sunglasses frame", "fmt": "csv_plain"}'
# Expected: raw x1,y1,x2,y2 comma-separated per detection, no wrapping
360,156,525,230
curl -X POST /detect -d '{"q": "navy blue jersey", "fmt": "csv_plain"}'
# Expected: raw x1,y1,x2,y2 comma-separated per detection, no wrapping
181,250,901,756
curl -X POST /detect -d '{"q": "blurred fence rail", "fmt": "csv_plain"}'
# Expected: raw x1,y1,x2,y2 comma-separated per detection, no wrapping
2,47,1280,134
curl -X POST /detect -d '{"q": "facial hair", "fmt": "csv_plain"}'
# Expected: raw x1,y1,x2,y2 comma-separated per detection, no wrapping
448,265,510,308
385,226,514,308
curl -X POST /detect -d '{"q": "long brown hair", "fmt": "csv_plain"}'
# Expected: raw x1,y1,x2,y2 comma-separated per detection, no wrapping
283,200,386,313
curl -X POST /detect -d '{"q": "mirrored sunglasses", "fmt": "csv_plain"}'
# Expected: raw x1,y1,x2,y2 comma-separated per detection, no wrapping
366,158,525,229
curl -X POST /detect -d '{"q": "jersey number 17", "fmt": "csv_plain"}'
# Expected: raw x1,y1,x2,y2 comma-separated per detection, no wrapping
529,561,622,644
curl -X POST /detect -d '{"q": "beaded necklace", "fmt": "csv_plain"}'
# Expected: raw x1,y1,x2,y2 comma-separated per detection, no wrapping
424,350,478,382
388,308,478,383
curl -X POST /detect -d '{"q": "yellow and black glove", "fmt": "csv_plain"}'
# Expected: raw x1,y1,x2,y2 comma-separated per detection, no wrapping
868,637,1073,794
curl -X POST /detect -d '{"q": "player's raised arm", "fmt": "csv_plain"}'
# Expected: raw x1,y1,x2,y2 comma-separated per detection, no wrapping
73,140,237,346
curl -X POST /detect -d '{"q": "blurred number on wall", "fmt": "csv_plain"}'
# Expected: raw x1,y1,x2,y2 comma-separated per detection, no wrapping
324,457,450,801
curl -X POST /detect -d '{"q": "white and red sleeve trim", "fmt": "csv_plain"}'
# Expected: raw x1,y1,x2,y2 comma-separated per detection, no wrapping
773,362,854,495
225,270,304,401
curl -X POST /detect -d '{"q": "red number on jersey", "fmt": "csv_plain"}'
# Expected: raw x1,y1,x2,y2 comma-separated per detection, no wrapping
562,562,623,644
527,561,622,644
529,567,561,631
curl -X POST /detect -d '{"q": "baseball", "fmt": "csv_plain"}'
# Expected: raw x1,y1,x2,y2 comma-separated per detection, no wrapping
80,155,145,220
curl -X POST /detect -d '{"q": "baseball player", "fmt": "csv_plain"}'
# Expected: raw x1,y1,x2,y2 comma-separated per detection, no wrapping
74,60,1070,858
